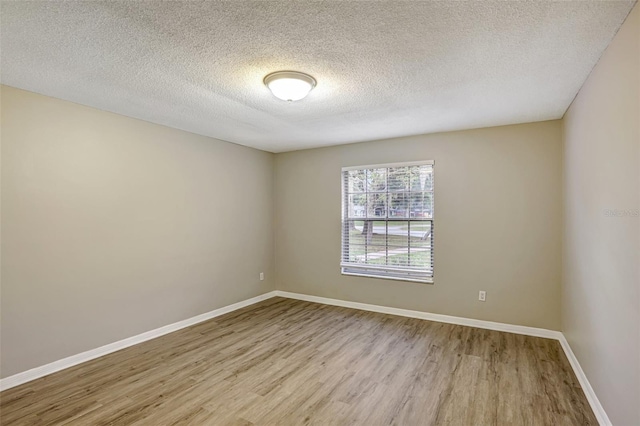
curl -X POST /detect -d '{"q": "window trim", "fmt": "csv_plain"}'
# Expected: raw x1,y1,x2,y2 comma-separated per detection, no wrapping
342,160,434,172
340,160,434,284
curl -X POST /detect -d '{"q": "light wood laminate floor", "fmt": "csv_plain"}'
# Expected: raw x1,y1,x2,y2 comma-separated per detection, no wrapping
1,297,597,425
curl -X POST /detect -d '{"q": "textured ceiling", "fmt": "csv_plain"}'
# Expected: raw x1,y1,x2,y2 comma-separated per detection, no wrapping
1,1,636,152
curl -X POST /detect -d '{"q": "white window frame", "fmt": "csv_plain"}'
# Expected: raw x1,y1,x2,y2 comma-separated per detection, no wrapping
341,160,434,284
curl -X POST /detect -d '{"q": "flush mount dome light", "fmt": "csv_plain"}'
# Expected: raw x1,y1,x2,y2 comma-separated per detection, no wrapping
264,71,316,101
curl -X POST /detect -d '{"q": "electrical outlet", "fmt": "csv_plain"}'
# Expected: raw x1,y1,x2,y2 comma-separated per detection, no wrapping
479,291,486,302
259,272,264,281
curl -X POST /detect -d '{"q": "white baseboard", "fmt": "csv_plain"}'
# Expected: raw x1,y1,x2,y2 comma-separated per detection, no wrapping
1,289,609,426
558,335,611,426
274,290,562,339
274,290,609,426
0,291,278,392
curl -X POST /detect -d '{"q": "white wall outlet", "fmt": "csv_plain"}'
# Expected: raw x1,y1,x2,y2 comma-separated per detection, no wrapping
259,272,264,281
479,291,486,302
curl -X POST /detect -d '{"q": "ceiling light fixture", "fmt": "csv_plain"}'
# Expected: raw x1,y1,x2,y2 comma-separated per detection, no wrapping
264,71,316,102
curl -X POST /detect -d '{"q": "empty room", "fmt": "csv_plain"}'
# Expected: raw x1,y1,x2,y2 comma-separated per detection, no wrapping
0,1,638,425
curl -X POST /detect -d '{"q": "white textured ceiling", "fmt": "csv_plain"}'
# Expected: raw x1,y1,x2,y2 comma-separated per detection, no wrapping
1,1,636,152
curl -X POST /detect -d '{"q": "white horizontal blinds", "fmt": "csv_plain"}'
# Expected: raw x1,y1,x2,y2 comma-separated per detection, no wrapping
341,161,434,282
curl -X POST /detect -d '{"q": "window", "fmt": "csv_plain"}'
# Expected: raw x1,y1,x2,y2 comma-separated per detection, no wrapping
341,161,434,283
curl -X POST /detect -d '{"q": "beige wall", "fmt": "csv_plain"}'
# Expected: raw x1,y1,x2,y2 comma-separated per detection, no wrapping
0,86,275,378
275,121,563,330
562,4,640,426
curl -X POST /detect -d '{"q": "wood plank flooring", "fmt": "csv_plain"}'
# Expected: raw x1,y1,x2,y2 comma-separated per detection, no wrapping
0,297,597,425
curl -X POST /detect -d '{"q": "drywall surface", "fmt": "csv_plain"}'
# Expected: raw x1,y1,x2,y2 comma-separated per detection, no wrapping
0,86,275,378
275,121,563,330
562,4,640,425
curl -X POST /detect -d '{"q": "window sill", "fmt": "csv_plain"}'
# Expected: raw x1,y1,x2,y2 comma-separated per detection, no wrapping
341,271,434,285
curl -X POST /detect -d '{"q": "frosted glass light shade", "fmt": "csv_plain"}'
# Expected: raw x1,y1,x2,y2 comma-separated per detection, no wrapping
264,71,316,101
